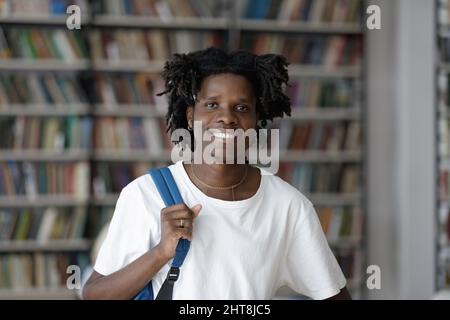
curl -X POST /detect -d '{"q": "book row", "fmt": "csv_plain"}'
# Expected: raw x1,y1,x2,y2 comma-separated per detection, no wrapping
0,0,88,16
1,116,92,150
95,0,361,23
0,252,89,290
0,27,88,61
93,116,170,151
279,120,361,151
0,72,357,108
287,79,355,108
0,161,360,196
89,29,224,62
0,207,87,241
0,73,88,105
241,34,363,67
0,115,360,153
0,27,362,68
316,206,362,243
241,0,361,22
277,162,359,193
0,161,89,198
0,0,361,24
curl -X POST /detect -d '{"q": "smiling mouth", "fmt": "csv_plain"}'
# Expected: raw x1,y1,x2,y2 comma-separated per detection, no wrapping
211,131,235,139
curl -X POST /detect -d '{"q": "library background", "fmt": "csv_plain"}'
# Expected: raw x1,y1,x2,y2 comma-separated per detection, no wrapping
0,0,444,300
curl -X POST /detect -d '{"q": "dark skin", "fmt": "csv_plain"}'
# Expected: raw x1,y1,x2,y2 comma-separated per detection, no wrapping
186,73,351,300
82,73,351,300
184,73,261,201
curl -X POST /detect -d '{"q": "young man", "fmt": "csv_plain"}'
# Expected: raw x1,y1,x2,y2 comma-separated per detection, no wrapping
82,48,350,300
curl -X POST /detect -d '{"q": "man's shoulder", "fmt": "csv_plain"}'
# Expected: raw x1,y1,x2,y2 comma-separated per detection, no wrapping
261,169,313,208
122,163,179,193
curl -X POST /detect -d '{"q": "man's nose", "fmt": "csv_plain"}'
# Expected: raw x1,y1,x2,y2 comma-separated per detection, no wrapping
215,105,238,126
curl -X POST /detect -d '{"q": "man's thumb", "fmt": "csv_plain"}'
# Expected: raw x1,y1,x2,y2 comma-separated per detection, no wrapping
191,204,202,217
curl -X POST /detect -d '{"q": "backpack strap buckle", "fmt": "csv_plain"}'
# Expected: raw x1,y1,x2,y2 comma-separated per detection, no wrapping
167,267,180,283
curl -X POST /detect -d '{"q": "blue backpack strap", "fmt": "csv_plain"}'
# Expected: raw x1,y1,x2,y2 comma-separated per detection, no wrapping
133,284,153,300
134,167,189,300
149,168,175,206
159,167,183,204
159,167,190,267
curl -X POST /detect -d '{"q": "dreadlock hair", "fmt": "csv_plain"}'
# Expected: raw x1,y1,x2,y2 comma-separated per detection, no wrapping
157,47,291,149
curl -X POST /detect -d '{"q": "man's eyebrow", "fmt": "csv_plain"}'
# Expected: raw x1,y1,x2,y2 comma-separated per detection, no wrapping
236,97,253,103
200,96,253,103
200,95,220,101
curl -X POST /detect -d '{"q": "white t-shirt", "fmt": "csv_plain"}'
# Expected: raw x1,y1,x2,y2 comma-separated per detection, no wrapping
94,161,346,300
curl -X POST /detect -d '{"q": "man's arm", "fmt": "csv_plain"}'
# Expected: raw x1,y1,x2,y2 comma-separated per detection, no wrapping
82,245,169,300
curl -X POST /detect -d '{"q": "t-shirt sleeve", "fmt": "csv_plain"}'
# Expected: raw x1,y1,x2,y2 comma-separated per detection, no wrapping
282,199,347,300
93,183,154,276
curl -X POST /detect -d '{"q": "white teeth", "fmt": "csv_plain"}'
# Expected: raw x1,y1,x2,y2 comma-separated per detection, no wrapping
212,132,234,139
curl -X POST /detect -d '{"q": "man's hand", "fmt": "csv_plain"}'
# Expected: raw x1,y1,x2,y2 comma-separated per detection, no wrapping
155,203,202,260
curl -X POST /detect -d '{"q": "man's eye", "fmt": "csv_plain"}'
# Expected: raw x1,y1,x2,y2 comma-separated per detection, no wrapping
236,105,249,112
205,102,218,109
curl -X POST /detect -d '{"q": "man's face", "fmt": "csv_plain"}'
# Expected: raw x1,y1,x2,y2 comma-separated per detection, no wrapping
186,73,258,163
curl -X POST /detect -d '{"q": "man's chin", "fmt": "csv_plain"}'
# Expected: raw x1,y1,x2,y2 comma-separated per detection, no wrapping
208,151,247,165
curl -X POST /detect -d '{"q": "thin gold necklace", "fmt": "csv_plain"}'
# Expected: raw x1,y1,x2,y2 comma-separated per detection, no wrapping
190,165,248,201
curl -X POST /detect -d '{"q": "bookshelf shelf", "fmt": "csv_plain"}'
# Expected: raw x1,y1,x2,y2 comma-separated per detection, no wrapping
92,106,360,120
288,108,361,121
329,238,362,249
280,150,361,162
307,193,361,207
92,150,172,162
92,61,361,77
0,150,90,161
0,15,89,25
92,60,164,72
0,287,77,300
0,239,91,252
0,195,88,207
0,104,90,116
0,103,362,121
90,150,361,163
91,16,362,34
237,20,362,34
90,193,120,206
93,105,165,117
288,65,361,78
0,59,90,71
93,15,229,30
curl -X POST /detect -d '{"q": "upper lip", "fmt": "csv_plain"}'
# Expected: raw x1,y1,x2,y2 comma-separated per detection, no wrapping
209,126,238,130
208,128,239,138
208,127,240,132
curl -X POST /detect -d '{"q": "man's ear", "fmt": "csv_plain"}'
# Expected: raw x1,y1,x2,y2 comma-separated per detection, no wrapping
186,106,194,129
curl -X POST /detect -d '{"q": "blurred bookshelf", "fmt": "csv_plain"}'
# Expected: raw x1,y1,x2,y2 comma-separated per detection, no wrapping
437,0,450,293
0,0,366,299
